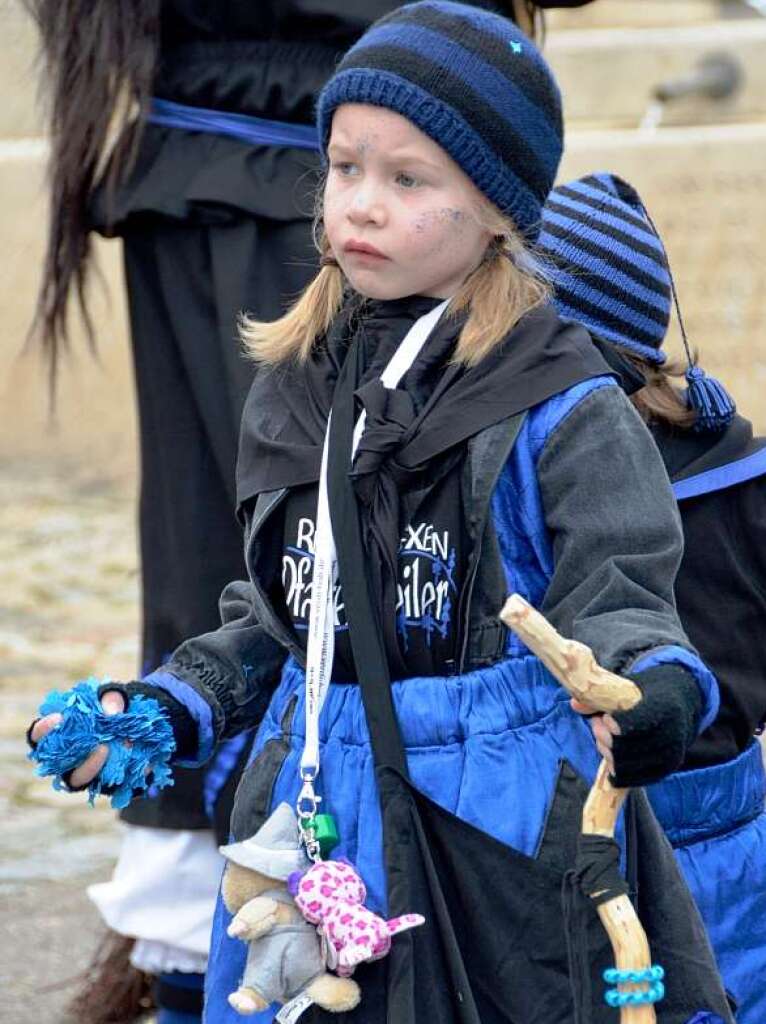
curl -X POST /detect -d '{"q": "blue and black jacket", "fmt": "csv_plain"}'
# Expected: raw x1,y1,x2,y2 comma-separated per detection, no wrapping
131,302,729,1023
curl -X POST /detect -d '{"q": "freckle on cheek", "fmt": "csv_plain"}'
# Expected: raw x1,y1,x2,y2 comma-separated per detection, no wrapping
410,209,468,260
441,208,466,230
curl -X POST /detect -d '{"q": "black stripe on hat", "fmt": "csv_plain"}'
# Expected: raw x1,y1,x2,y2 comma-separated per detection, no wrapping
392,3,562,136
554,184,660,240
579,173,645,210
340,43,550,201
548,254,671,329
544,199,669,269
555,283,666,347
541,218,671,300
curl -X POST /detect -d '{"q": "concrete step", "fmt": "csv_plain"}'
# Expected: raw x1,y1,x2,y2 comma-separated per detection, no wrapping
547,20,766,127
547,0,753,30
0,151,136,475
4,10,765,137
0,2,44,137
4,2,766,136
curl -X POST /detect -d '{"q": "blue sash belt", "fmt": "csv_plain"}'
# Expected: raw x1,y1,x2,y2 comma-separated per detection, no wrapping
147,97,320,152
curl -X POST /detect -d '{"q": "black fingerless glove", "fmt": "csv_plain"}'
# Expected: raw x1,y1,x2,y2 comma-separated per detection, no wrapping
609,664,703,788
97,681,198,761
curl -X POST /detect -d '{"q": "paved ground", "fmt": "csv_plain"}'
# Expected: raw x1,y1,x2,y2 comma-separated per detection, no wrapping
3,449,763,1023
0,455,149,1023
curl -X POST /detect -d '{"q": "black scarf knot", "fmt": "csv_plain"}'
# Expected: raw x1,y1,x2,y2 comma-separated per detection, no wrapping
350,378,417,506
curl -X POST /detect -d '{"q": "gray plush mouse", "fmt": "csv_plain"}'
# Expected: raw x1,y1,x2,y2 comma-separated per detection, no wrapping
220,802,361,1018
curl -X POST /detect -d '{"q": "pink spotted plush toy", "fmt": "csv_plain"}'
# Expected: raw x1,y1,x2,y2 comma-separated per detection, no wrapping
288,859,425,976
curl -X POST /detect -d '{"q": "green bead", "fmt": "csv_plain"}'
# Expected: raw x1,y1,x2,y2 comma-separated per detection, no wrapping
307,813,339,857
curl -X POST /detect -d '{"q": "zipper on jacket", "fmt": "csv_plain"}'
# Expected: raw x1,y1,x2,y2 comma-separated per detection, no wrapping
455,414,527,673
455,519,486,674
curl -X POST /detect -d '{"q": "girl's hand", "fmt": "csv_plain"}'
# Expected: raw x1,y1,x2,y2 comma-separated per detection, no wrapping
570,698,621,776
572,664,702,788
27,689,126,789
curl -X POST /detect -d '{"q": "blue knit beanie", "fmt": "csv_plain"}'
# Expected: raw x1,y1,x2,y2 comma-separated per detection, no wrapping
538,172,672,363
316,1,564,240
539,172,736,430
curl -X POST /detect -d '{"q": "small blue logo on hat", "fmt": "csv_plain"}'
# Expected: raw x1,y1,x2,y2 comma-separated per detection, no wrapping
509,41,523,54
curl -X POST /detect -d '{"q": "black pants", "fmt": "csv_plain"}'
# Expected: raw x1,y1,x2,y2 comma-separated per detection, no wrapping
119,213,315,829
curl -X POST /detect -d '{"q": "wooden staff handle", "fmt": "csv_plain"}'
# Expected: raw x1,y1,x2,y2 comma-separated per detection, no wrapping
499,594,656,1023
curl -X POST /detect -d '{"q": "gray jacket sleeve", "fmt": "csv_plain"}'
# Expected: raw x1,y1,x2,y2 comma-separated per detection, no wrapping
142,519,288,762
537,384,694,674
171,578,287,733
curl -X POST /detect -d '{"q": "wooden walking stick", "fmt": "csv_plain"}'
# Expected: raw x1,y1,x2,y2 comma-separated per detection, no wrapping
500,593,662,1023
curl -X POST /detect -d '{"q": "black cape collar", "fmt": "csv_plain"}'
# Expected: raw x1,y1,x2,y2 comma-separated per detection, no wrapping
653,414,766,483
235,297,614,514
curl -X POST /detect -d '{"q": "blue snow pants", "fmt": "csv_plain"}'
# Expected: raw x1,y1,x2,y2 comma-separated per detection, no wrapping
204,654,602,1023
649,740,766,1024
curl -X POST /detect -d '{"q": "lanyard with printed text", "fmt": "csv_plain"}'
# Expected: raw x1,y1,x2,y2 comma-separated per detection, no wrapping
298,299,450,843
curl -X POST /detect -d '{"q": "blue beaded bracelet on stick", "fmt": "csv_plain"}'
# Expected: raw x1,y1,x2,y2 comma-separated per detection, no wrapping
603,964,665,1008
28,678,175,809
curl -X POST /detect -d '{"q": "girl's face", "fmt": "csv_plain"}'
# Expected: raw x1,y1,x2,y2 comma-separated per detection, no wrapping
324,104,493,300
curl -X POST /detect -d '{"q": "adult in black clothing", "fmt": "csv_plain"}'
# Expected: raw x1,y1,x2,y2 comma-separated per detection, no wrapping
24,0,599,836
538,171,766,1024
24,3,599,1020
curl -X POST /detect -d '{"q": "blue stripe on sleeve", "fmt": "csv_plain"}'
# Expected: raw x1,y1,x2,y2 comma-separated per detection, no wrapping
673,446,766,501
203,732,253,820
143,669,215,767
628,645,720,734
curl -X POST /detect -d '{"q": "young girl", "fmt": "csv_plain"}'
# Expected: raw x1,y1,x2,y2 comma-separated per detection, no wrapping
29,4,733,1022
538,170,766,1024
23,3,596,1017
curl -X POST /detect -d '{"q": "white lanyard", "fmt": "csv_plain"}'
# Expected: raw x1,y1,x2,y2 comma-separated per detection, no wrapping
300,299,450,781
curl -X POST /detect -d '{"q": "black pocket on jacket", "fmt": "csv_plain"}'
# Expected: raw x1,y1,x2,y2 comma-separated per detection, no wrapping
229,695,297,842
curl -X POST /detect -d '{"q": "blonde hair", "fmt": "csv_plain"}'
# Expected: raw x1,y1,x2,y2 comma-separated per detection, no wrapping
240,202,551,368
619,348,697,430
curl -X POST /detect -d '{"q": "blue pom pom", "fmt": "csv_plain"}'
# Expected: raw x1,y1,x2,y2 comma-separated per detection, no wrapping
29,678,175,809
685,366,735,432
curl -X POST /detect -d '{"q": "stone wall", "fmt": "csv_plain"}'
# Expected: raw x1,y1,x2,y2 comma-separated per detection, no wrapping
1,0,764,481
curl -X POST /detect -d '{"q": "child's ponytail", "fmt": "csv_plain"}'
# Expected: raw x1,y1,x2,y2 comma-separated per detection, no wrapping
239,233,344,365
450,213,551,367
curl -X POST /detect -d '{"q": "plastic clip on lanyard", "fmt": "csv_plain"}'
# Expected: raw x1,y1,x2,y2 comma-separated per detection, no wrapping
296,299,450,859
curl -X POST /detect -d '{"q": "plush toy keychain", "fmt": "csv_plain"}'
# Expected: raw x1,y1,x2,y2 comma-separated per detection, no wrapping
288,857,425,977
220,803,361,1020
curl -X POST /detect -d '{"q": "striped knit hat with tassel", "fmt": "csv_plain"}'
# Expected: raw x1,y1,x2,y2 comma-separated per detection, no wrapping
538,172,735,431
316,1,563,240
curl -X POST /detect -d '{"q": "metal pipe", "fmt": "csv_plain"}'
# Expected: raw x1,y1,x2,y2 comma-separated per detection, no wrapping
652,52,743,104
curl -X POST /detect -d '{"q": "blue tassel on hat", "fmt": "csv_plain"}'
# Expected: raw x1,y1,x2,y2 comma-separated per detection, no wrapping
637,204,736,433
640,204,738,433
685,365,736,433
